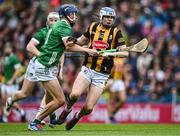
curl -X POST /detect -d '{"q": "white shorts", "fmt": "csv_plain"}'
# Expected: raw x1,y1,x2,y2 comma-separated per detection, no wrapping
110,80,125,92
34,59,58,81
80,66,109,89
24,57,38,81
1,84,19,94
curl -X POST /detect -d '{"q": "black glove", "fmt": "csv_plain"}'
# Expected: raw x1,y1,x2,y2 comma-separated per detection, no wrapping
66,36,77,44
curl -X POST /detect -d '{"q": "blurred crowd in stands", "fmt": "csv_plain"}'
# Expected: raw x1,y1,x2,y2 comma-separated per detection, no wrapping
0,0,179,105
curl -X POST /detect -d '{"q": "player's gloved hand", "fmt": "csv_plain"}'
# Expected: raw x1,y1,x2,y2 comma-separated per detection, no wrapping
66,36,77,44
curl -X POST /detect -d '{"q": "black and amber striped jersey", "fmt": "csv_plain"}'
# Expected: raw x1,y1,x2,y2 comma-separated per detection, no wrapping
83,22,125,74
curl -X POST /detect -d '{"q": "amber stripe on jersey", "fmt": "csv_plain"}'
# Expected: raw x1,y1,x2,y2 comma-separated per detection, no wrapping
83,22,122,74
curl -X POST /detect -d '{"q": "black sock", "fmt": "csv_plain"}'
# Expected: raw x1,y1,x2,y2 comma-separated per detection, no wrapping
33,119,41,124
50,112,56,120
67,97,77,110
77,107,91,119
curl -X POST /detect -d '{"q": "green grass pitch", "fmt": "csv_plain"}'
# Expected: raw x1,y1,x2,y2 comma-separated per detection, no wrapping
0,123,180,136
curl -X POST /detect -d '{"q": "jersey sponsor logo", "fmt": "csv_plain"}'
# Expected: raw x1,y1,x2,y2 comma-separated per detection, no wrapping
92,40,109,50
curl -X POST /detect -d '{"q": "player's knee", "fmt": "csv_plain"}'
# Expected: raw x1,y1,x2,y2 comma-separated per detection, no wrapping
54,99,65,108
20,91,29,99
57,99,65,107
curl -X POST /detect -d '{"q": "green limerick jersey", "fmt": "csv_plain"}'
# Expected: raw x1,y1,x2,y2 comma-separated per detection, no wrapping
37,20,72,67
3,54,21,83
32,27,48,52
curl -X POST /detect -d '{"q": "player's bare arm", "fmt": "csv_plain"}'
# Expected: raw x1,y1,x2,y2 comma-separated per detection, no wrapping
63,37,98,55
26,38,41,56
67,44,98,56
66,35,88,46
76,35,88,45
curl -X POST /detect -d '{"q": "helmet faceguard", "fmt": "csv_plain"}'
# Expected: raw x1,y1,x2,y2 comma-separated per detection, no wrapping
99,7,116,28
58,4,79,26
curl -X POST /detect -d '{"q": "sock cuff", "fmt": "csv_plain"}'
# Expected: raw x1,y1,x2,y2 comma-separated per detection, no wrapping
33,118,41,124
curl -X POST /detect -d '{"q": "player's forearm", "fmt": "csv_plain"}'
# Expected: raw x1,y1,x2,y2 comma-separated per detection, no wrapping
66,44,89,52
76,37,85,46
26,39,40,56
26,45,40,56
74,35,87,46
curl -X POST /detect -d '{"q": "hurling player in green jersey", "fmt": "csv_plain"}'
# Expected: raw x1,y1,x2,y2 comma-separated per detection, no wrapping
29,4,97,131
1,44,25,122
4,12,61,126
6,4,98,131
26,12,63,127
